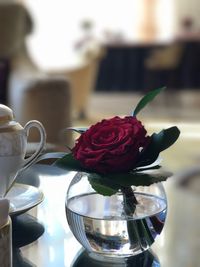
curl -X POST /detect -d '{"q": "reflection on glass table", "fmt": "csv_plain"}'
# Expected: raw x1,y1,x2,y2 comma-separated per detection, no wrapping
7,183,44,216
18,160,200,267
72,247,160,267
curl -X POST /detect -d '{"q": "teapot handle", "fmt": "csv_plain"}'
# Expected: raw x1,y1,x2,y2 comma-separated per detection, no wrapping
21,120,46,171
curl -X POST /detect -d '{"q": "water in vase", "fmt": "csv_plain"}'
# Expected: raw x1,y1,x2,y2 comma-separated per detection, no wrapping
66,192,166,258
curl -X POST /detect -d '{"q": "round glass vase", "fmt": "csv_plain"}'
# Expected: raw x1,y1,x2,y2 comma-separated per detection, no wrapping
66,172,167,263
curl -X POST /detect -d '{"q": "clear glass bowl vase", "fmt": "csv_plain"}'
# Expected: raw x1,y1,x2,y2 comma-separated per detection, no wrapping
66,172,167,263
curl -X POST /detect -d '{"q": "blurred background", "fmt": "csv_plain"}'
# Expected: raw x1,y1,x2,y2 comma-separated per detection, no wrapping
0,0,199,157
0,0,200,166
0,0,199,266
0,0,199,161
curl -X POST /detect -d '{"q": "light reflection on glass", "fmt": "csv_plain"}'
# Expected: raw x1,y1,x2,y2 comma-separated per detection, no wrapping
64,238,81,267
27,171,77,266
49,246,55,262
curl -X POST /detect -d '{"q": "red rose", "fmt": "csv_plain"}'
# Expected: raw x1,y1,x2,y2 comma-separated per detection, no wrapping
73,116,149,174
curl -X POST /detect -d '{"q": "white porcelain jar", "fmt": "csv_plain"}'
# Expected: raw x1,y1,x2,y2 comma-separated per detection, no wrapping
0,104,46,197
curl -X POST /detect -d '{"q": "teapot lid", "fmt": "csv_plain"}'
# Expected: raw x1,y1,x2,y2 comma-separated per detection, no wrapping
0,104,13,125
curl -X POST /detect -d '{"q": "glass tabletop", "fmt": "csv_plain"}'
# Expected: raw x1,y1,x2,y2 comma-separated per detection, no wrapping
17,160,200,267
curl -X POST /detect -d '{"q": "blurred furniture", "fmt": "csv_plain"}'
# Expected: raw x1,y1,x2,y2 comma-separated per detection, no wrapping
96,43,152,91
0,1,72,147
144,43,185,90
144,41,200,90
65,60,99,119
50,42,105,119
96,40,200,92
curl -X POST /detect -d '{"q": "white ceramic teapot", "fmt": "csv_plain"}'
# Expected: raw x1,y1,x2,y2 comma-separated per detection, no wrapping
0,104,46,197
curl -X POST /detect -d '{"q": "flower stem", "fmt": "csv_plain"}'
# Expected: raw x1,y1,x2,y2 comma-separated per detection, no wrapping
121,186,143,250
121,186,154,251
121,186,138,215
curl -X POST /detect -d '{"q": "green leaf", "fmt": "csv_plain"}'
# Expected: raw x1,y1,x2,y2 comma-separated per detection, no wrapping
133,87,166,116
158,126,180,152
35,152,67,163
88,173,119,196
136,126,180,167
87,169,172,195
67,127,88,134
102,169,172,187
136,164,161,172
54,153,88,172
127,220,141,248
136,219,154,246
